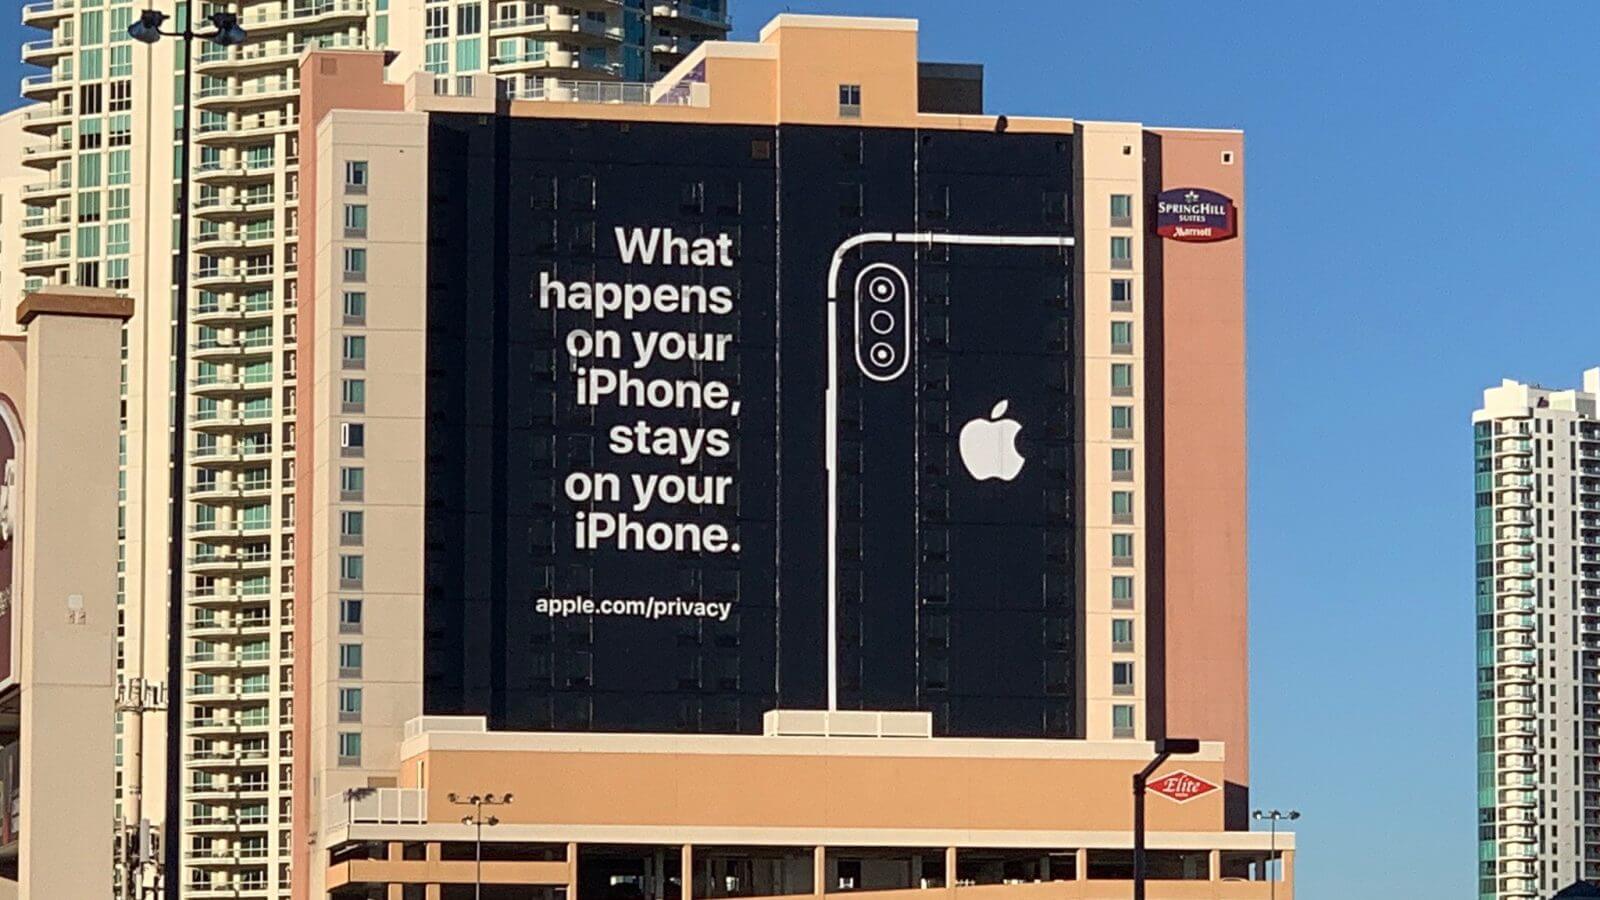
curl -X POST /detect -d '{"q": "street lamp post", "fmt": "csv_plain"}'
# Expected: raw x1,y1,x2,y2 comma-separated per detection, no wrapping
449,792,514,900
126,10,249,900
1251,809,1300,900
1132,737,1200,900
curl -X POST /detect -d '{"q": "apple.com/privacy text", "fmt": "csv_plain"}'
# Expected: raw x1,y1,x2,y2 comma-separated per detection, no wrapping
535,595,735,622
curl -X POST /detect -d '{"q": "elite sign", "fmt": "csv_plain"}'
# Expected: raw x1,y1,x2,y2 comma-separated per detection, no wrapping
1154,187,1236,242
1147,770,1220,804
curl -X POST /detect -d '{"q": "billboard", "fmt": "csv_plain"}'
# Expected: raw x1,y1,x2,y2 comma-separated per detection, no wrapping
425,117,1076,737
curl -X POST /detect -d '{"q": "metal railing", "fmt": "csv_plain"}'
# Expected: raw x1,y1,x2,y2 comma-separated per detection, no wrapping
501,78,707,107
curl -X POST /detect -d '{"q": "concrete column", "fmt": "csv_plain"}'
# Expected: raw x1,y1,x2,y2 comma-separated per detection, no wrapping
1074,848,1087,880
9,289,131,900
943,846,957,897
682,843,694,900
568,841,580,900
812,846,826,898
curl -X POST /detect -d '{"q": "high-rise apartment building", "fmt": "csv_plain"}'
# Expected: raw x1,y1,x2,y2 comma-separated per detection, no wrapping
10,2,729,897
1474,370,1600,900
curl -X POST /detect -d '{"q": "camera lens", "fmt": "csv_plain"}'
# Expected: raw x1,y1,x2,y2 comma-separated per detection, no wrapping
869,342,895,367
868,276,896,303
869,310,895,335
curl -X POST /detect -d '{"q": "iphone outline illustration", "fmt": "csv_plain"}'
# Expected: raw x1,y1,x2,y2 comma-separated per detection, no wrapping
822,231,1075,711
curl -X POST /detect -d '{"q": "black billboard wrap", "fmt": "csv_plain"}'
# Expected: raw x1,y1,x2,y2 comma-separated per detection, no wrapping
425,116,1074,737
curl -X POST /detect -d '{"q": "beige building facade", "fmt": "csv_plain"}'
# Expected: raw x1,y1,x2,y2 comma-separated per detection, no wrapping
0,288,133,899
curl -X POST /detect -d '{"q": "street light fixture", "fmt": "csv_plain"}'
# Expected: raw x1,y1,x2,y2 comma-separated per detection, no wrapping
1251,809,1300,900
449,792,514,900
1132,737,1200,900
125,10,249,900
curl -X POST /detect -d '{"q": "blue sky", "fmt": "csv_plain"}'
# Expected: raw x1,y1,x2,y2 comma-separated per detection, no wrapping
8,2,1599,897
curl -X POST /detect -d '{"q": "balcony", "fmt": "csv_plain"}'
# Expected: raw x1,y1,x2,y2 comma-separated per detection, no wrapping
193,193,281,219
21,137,72,169
189,520,276,544
20,245,71,272
20,211,70,238
491,49,622,80
22,178,72,203
187,585,276,608
198,40,299,73
195,114,299,145
194,264,277,289
191,373,276,398
21,35,74,65
195,159,279,184
491,13,624,44
20,71,71,100
21,104,72,134
186,617,274,641
192,341,276,369
187,551,273,576
241,0,369,35
194,300,277,326
22,0,76,26
183,747,272,768
186,845,272,865
652,1,731,30
185,650,273,672
196,77,300,109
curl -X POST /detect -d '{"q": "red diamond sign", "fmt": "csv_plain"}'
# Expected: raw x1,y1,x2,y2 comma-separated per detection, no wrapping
1147,771,1219,804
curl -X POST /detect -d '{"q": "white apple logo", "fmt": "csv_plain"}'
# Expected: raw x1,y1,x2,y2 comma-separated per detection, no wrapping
958,400,1026,482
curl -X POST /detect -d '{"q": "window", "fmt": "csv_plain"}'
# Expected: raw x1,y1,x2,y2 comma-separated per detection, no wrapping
1111,490,1134,523
838,83,862,118
1110,194,1133,225
340,467,365,501
340,554,365,589
1111,448,1133,480
424,6,448,38
342,379,366,413
1111,279,1133,310
1110,405,1133,438
1111,619,1135,651
338,687,363,722
340,423,365,457
338,643,363,677
1112,704,1135,738
1110,321,1133,353
1112,662,1135,695
342,336,366,369
340,511,364,546
343,204,367,238
343,247,366,281
455,37,481,71
1111,533,1134,565
342,291,367,325
340,599,363,634
1110,363,1133,395
344,160,368,193
1110,236,1133,269
338,732,362,766
1111,576,1134,609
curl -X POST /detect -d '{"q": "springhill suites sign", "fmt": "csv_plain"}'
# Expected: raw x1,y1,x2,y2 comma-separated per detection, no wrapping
1155,187,1236,243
